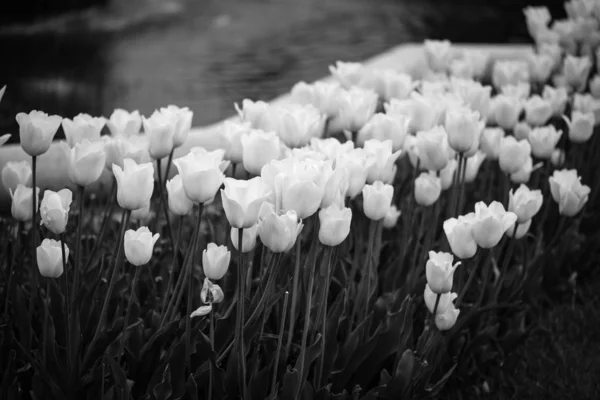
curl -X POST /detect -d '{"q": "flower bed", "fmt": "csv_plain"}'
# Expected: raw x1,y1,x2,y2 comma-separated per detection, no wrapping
1,1,600,399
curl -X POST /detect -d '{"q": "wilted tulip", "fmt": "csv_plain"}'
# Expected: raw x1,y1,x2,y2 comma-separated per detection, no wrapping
240,129,281,175
2,160,32,193
445,107,483,154
63,140,106,187
564,111,595,143
357,113,409,152
61,113,105,147
362,181,394,221
16,110,62,156
258,203,303,253
221,176,270,228
416,126,450,171
505,219,532,239
480,128,505,160
37,239,69,278
10,184,40,222
464,151,486,183
524,96,552,127
40,189,73,234
318,203,352,246
435,303,460,331
231,224,258,253
200,277,224,304
563,55,592,92
549,169,590,217
112,158,155,211
414,172,442,206
426,251,460,294
173,149,228,204
528,126,562,159
471,201,517,248
424,284,458,315
106,109,142,137
202,243,231,280
498,136,531,174
124,226,159,266
166,175,194,216
508,184,543,224
383,205,401,228
159,105,193,148
142,110,176,160
443,213,477,259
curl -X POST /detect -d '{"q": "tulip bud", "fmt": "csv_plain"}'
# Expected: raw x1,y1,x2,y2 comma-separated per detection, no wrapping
513,122,531,141
362,181,394,221
383,205,401,228
37,239,68,278
107,109,142,137
61,113,105,147
318,203,352,246
528,125,562,159
414,172,442,206
124,226,159,266
221,177,270,229
240,129,281,175
40,189,73,234
363,139,402,184
445,107,483,154
498,136,531,174
524,96,552,126
142,110,176,160
2,160,32,193
424,284,458,315
63,140,106,187
257,203,303,253
159,105,193,148
426,251,460,294
16,110,62,156
464,151,486,183
505,219,532,239
202,243,231,280
508,184,543,224
357,113,409,152
231,224,258,253
416,126,450,171
542,85,568,117
480,128,505,160
10,184,40,222
200,277,224,304
564,111,595,143
563,55,592,92
166,175,194,216
549,169,590,217
112,158,155,211
471,201,517,248
551,148,565,167
173,149,228,204
435,303,460,331
443,213,477,259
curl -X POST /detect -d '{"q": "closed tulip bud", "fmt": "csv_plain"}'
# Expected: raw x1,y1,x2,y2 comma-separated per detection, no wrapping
61,113,105,147
124,226,159,266
414,172,442,206
231,224,258,253
590,75,600,98
173,150,228,204
439,159,458,190
257,203,303,252
528,53,554,83
424,39,453,73
10,184,40,222
202,243,230,280
240,129,281,175
16,110,62,156
492,60,529,89
564,111,595,143
200,277,224,304
426,251,460,294
142,110,176,160
443,213,477,259
362,181,394,221
112,158,155,211
499,136,531,174
528,126,562,159
435,303,460,331
159,105,193,148
37,239,68,278
383,205,401,228
524,96,552,126
416,126,450,171
513,122,531,141
222,121,251,164
505,219,531,239
480,128,505,160
424,284,458,315
549,169,590,217
357,113,409,152
221,177,270,229
492,95,521,130
563,55,592,92
445,107,484,154
40,189,72,234
318,203,352,246
542,85,568,117
551,148,565,167
130,201,154,225
363,139,401,184
2,160,32,193
166,175,194,215
508,184,543,224
63,140,106,187
471,201,517,248
106,108,142,137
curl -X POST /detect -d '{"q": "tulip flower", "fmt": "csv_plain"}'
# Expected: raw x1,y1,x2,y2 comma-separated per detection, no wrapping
130,201,154,225
363,139,401,184
159,105,193,148
501,82,530,100
424,284,458,315
498,136,531,174
524,96,552,126
445,107,484,154
231,224,258,253
435,303,460,331
549,169,590,217
16,110,62,156
573,94,600,124
264,103,326,148
63,140,106,187
492,95,521,130
103,135,150,170
443,213,477,259
439,159,458,190
528,126,562,159
449,77,491,117
542,85,568,117
221,121,251,164
513,122,531,141
426,251,460,294
310,137,354,162
221,176,270,229
2,160,32,193
336,149,369,198
424,39,453,72
240,129,281,175
464,151,486,183
332,87,378,132
523,6,551,38
318,203,352,246
383,205,401,228
492,60,529,89
106,108,142,137
292,81,344,117
142,110,177,160
203,243,231,280
528,53,554,83
257,203,303,253
386,93,443,133
362,181,394,221
471,201,517,248
590,75,600,98
201,277,224,304
112,158,155,211
508,184,543,224
357,113,409,152
190,304,213,318
415,126,450,171
564,111,595,143
360,69,414,101
61,113,105,147
40,189,73,234
329,61,365,89
273,162,327,219
551,149,565,167
124,226,159,266
563,55,591,92
414,172,442,207
37,239,69,278
510,156,542,185
505,219,532,239
10,184,40,222
166,175,194,216
173,149,228,204
321,167,349,209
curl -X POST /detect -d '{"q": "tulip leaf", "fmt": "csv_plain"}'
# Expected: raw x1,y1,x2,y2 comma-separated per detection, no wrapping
185,374,198,400
281,366,300,400
152,363,172,400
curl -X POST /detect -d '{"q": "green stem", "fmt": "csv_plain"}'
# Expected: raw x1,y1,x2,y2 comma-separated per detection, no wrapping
235,227,249,399
72,185,85,304
156,158,175,251
209,309,215,400
42,280,50,367
161,216,183,317
270,291,289,398
315,246,333,389
60,234,72,369
493,223,519,301
186,205,203,374
285,236,302,358
84,180,116,271
118,264,141,359
456,250,484,308
28,155,38,350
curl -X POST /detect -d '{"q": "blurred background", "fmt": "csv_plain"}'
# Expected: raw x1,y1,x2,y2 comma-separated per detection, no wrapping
0,0,566,143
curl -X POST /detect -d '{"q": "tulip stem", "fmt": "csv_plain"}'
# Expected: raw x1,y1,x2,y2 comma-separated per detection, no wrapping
42,280,50,367
156,158,175,251
363,219,379,320
493,224,519,301
60,233,72,369
118,264,141,360
72,185,84,313
456,154,467,215
285,236,302,359
209,308,215,400
432,293,441,317
161,216,183,317
84,179,116,272
456,250,484,308
27,155,38,350
315,246,334,389
186,205,204,375
235,227,249,399
163,150,174,186
270,291,289,398
5,221,22,316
